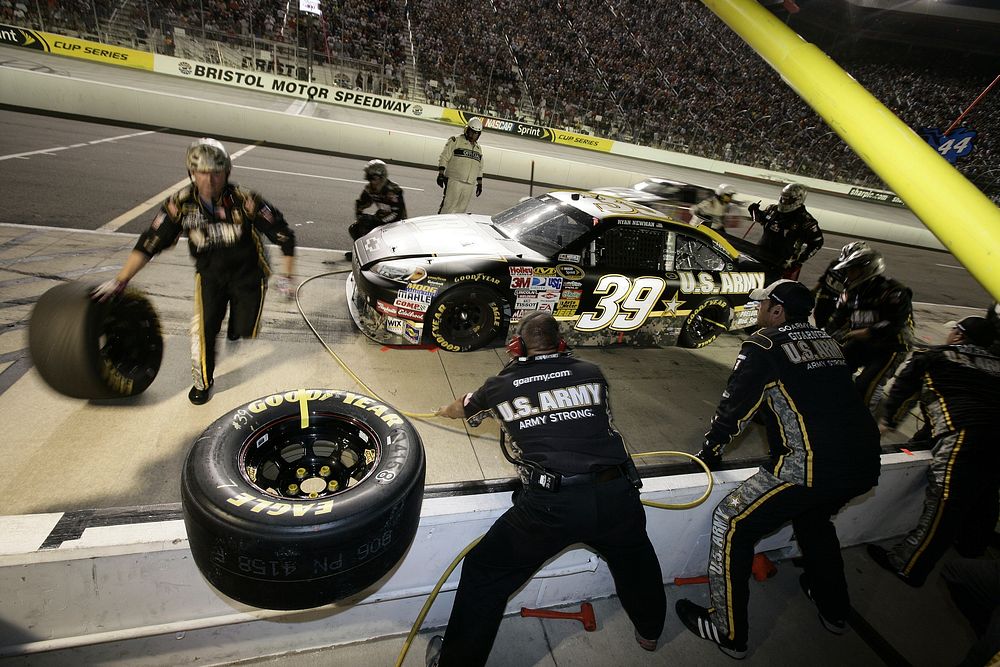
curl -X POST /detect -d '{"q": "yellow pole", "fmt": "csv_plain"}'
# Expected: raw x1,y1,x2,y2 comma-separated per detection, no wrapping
701,0,1000,302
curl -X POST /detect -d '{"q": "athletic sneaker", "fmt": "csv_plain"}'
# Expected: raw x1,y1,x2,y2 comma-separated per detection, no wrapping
425,634,443,667
799,574,847,634
676,599,747,659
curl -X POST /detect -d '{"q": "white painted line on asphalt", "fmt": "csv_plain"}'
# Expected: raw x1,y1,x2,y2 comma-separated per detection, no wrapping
0,130,157,161
912,301,982,311
97,144,260,233
934,263,964,270
233,164,426,191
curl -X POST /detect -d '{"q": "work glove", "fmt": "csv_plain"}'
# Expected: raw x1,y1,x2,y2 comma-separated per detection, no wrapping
92,278,127,303
747,201,761,218
276,275,295,300
476,180,483,197
436,171,447,188
695,444,723,471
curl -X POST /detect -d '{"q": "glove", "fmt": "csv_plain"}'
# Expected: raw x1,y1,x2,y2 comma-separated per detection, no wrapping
276,275,294,300
782,257,797,269
748,201,761,218
92,278,127,302
436,171,447,188
476,180,483,197
695,446,722,471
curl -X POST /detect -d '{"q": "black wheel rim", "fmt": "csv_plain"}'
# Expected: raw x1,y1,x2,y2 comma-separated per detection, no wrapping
440,298,495,347
98,299,162,384
239,414,382,499
688,306,727,343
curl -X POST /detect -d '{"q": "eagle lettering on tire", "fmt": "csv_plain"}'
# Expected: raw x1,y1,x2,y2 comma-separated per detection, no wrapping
181,389,425,610
428,284,506,352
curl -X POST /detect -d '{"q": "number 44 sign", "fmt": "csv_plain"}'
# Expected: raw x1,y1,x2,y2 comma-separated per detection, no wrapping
918,127,976,165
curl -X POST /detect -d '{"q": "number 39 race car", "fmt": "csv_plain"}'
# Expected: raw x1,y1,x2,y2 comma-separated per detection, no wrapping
345,190,769,352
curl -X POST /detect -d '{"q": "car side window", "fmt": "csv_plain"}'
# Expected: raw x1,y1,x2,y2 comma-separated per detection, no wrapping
589,226,667,272
671,232,727,271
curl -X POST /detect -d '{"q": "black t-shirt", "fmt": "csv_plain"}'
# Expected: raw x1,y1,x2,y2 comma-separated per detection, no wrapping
463,353,628,474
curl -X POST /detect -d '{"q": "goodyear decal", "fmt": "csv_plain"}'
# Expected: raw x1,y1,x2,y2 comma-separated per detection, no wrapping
245,389,404,428
0,25,153,69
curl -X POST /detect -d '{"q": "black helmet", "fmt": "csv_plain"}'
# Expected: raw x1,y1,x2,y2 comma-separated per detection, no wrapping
363,159,388,180
833,245,885,287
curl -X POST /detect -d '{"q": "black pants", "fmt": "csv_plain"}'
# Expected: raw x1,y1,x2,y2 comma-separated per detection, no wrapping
708,469,873,646
887,428,1000,584
437,476,665,667
192,270,266,389
348,214,384,240
942,557,1000,667
843,342,906,415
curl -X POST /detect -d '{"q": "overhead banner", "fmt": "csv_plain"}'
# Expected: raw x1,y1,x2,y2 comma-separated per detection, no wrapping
0,24,153,70
443,109,614,153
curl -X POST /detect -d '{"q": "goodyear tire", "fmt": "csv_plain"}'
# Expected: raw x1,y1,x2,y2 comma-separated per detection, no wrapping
181,389,425,610
427,284,506,352
28,282,163,399
679,297,731,349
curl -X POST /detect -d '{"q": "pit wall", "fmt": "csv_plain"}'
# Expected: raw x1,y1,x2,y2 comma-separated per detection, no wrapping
0,453,929,665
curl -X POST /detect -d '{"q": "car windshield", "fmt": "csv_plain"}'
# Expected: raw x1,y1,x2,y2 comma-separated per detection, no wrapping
492,197,591,256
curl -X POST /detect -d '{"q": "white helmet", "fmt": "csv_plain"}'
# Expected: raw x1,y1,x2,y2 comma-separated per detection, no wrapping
715,183,736,200
186,138,231,173
363,159,388,180
466,117,483,132
777,182,807,213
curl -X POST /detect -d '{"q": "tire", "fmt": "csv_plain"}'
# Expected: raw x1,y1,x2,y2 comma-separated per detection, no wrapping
679,297,731,349
181,389,425,610
28,282,163,399
427,284,506,352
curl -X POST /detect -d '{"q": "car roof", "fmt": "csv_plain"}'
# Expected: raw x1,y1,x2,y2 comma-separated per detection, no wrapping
549,190,742,258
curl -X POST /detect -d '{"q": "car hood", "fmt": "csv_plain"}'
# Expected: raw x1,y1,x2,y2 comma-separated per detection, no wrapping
355,214,522,265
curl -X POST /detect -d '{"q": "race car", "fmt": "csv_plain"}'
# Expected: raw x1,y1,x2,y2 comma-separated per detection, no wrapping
345,190,769,352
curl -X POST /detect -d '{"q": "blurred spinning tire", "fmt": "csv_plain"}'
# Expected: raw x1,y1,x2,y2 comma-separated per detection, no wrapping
28,282,163,399
181,389,426,610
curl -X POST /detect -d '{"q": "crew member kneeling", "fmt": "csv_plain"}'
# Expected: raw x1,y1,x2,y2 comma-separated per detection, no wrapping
429,311,665,666
678,280,881,659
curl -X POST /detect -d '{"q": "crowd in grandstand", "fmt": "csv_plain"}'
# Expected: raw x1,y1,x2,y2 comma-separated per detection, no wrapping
13,0,997,199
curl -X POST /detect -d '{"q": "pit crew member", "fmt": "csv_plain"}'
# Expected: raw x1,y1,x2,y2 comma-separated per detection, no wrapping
691,183,736,232
347,159,407,259
748,182,824,281
812,241,870,329
437,117,484,214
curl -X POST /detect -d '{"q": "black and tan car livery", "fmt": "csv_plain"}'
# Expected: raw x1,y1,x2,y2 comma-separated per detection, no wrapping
345,190,767,352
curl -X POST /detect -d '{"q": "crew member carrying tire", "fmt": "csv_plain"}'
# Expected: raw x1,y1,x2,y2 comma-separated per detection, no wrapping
437,117,484,214
748,182,824,282
94,138,296,405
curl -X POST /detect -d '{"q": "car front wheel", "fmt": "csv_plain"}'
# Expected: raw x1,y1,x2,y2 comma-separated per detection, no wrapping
427,285,506,352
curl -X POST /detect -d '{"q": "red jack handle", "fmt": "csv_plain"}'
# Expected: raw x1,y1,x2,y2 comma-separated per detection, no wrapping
520,602,597,632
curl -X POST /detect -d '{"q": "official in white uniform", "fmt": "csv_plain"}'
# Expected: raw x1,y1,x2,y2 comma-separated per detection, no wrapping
437,117,484,214
690,183,735,232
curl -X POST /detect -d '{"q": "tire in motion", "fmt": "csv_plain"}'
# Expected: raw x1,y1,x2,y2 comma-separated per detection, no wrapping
679,297,731,349
28,282,163,399
427,284,506,352
181,389,425,610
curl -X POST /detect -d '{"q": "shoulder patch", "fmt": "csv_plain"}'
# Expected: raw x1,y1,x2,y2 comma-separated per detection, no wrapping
744,331,774,350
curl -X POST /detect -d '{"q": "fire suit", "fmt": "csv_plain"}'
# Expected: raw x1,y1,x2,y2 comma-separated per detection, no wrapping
436,352,665,667
350,179,407,240
700,320,881,648
812,258,847,329
437,133,483,214
753,204,824,281
825,274,914,414
690,196,729,232
135,182,295,391
879,343,1000,583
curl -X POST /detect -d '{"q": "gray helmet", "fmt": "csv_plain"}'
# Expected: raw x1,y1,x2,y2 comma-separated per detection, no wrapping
715,183,736,201
363,159,388,180
186,138,231,173
837,240,870,264
777,182,807,213
833,245,885,287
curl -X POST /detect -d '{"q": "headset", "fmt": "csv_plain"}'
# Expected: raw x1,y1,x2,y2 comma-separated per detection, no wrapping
506,334,568,360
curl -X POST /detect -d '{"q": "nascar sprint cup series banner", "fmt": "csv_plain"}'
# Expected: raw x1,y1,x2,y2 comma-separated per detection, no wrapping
0,24,153,69
441,109,614,154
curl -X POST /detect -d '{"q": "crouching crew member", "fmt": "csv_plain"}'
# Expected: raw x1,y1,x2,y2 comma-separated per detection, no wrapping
351,159,407,241
678,280,880,659
428,311,665,666
94,138,296,405
870,316,1000,586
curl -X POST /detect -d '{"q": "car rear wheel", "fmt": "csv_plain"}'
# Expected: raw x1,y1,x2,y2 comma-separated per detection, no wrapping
427,284,506,352
679,297,731,349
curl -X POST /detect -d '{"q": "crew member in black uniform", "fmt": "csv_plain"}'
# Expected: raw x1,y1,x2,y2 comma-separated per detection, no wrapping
94,138,296,405
748,182,824,282
350,159,407,242
677,280,881,659
811,241,869,329
870,316,1000,586
824,244,914,415
427,311,665,667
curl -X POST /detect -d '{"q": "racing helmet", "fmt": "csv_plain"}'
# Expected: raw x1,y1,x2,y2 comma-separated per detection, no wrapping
777,182,807,212
363,159,388,180
715,183,736,201
466,117,483,132
833,245,885,287
837,240,870,264
186,138,231,174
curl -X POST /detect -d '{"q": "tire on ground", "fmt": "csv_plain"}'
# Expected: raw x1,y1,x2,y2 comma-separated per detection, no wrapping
427,284,506,352
679,297,732,349
181,389,425,610
28,282,163,399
